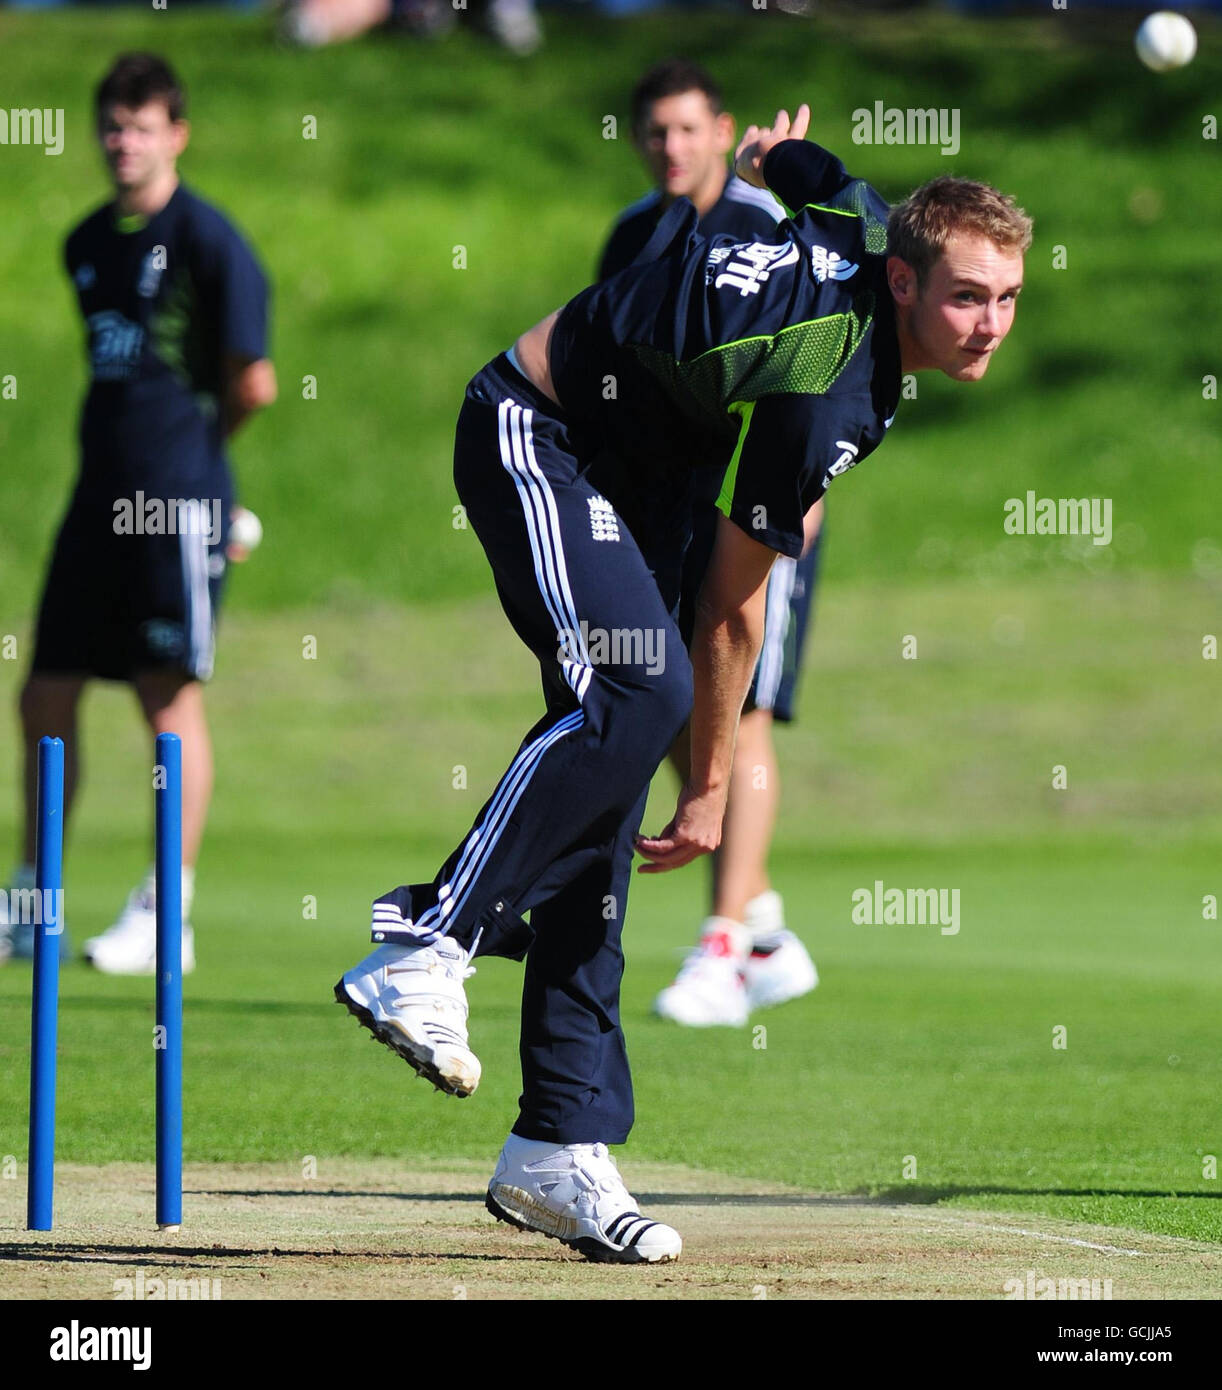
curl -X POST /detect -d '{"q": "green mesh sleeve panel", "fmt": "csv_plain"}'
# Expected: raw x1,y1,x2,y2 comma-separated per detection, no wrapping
810,178,889,255
631,291,875,422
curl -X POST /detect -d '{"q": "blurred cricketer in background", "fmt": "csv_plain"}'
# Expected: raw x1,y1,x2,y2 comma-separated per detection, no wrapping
0,53,276,973
598,58,821,1029
336,104,1030,1264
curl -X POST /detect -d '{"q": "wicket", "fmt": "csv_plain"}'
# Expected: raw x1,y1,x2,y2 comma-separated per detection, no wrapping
25,731,184,1233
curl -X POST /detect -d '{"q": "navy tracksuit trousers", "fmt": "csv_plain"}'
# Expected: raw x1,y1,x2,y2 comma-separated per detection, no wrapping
372,353,694,1144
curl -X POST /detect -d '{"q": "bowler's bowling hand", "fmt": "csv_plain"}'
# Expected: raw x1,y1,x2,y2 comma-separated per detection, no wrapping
634,785,725,873
734,103,812,188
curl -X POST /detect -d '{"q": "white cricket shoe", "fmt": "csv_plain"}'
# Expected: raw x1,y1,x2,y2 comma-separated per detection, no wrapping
83,882,195,976
653,918,749,1027
486,1135,682,1264
334,938,480,1097
744,930,818,1010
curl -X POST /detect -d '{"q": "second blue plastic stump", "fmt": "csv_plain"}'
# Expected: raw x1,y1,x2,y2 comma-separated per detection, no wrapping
155,731,183,1232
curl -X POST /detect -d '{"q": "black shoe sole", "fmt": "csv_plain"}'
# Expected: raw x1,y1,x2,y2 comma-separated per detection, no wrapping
484,1190,678,1264
333,978,473,1098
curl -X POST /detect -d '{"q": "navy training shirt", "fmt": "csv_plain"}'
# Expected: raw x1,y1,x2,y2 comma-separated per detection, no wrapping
594,171,784,572
597,171,782,282
551,140,901,558
64,182,269,498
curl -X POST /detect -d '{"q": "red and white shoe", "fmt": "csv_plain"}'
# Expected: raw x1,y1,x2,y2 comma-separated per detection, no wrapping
652,918,749,1027
744,931,818,1010
741,893,818,1009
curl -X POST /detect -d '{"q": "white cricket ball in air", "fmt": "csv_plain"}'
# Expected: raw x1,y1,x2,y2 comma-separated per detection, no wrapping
1135,11,1197,71
229,506,263,552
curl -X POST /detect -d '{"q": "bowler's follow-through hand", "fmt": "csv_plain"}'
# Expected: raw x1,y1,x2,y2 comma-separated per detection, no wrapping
734,103,812,188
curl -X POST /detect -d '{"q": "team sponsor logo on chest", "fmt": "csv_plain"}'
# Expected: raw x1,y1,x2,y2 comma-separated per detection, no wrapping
707,239,800,297
87,310,144,380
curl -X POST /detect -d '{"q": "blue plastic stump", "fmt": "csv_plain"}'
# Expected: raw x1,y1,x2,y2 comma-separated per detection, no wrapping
27,736,64,1231
155,732,183,1231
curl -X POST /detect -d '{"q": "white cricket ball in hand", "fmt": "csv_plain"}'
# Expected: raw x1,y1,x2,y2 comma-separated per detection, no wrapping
1135,11,1197,72
228,506,263,554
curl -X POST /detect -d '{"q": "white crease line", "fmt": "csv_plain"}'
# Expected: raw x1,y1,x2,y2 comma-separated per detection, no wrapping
901,1210,1149,1257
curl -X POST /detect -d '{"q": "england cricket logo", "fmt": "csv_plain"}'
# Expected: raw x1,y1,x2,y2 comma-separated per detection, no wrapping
588,495,620,542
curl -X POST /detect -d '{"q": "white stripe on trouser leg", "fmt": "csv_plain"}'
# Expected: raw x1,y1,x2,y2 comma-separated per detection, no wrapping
497,401,574,690
755,555,796,711
409,708,585,940
504,402,594,700
408,397,599,942
515,406,594,704
419,708,581,929
179,526,193,673
498,401,593,701
195,527,214,679
179,521,214,681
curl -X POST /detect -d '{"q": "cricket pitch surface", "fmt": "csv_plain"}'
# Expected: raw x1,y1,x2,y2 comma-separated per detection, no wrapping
2,1161,1217,1300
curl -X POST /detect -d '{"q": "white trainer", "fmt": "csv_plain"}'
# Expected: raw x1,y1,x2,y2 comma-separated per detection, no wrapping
744,930,818,1010
653,918,749,1027
486,1135,682,1264
334,939,480,1097
83,882,195,976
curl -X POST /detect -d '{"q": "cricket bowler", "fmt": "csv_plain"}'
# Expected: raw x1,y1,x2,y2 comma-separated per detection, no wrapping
597,57,823,1027
337,104,1030,1263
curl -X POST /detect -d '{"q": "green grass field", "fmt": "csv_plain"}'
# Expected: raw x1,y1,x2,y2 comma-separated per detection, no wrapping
1,6,1220,606
1,580,1219,1249
1,6,1220,1279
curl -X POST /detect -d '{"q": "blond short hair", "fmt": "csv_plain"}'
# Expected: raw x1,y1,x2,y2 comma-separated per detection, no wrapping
888,177,1033,287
